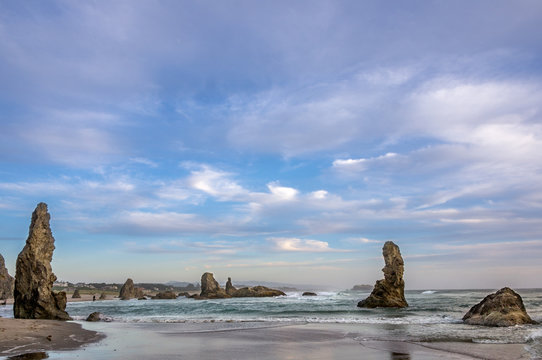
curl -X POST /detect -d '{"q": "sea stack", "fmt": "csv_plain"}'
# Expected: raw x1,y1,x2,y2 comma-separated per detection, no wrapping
357,241,408,308
0,254,14,300
13,203,71,320
119,278,144,300
225,277,237,296
198,272,230,299
463,287,537,327
72,289,82,298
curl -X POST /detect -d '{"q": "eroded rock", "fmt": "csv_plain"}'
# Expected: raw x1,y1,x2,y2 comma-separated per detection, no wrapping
463,287,537,327
0,254,14,300
357,241,408,308
13,203,71,320
71,289,81,299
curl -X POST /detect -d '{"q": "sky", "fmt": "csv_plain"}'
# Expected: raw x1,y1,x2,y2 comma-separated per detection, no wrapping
1,1,542,290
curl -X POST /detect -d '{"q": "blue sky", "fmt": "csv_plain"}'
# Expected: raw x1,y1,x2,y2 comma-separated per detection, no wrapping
1,1,542,289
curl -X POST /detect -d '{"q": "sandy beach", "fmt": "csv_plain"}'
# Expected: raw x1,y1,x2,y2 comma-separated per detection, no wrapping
0,320,534,359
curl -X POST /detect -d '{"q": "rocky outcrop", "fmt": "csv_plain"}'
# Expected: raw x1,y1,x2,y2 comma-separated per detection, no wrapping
463,287,537,327
99,292,107,300
13,203,71,320
195,273,285,299
197,272,230,299
357,241,408,308
225,277,237,296
0,254,14,300
86,312,102,322
232,286,286,298
119,278,144,300
72,289,81,299
152,291,177,299
302,292,317,296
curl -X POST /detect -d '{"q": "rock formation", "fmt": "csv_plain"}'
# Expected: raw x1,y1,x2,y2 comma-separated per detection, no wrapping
13,203,71,320
225,277,237,296
231,286,286,298
302,292,317,296
72,289,81,299
195,273,285,299
357,241,408,308
119,278,145,300
463,287,537,327
0,254,14,300
99,292,107,300
86,312,102,322
152,291,177,299
197,272,230,299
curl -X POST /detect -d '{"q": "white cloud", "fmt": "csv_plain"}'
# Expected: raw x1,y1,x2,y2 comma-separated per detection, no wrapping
267,182,298,201
268,237,348,252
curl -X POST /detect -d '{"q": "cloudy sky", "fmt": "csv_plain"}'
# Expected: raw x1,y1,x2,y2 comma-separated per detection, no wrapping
1,1,541,289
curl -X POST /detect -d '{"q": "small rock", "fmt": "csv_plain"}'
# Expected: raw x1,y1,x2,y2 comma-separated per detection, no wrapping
302,292,317,296
86,312,102,322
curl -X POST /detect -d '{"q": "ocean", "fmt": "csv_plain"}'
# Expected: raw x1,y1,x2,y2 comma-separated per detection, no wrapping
2,289,542,358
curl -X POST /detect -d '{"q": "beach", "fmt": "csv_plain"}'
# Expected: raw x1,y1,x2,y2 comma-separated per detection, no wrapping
0,317,103,357
0,320,533,359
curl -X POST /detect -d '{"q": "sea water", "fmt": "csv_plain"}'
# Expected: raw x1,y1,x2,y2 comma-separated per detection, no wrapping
2,289,542,357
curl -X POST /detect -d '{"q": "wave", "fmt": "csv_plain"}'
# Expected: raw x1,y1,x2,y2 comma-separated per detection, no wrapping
421,290,437,294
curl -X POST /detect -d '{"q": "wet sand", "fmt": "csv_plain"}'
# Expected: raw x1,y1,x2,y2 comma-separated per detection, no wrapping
0,318,104,357
2,321,531,360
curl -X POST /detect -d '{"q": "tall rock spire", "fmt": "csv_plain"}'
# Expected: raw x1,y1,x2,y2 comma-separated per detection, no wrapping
14,203,71,320
358,241,408,308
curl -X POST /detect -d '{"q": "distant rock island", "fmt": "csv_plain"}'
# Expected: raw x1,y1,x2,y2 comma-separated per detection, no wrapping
463,287,537,327
358,241,408,308
351,284,373,291
13,203,71,320
194,273,286,299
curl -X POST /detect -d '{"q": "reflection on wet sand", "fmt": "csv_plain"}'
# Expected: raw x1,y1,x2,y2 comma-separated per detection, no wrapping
8,352,48,360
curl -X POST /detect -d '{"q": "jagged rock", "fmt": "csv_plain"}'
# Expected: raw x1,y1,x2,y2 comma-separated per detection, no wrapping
119,278,144,300
302,292,317,296
0,254,14,300
86,312,102,322
357,241,408,308
232,286,286,298
72,289,81,299
463,287,537,327
196,272,230,299
178,292,190,297
13,203,71,320
152,291,177,299
225,277,237,296
99,292,107,300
